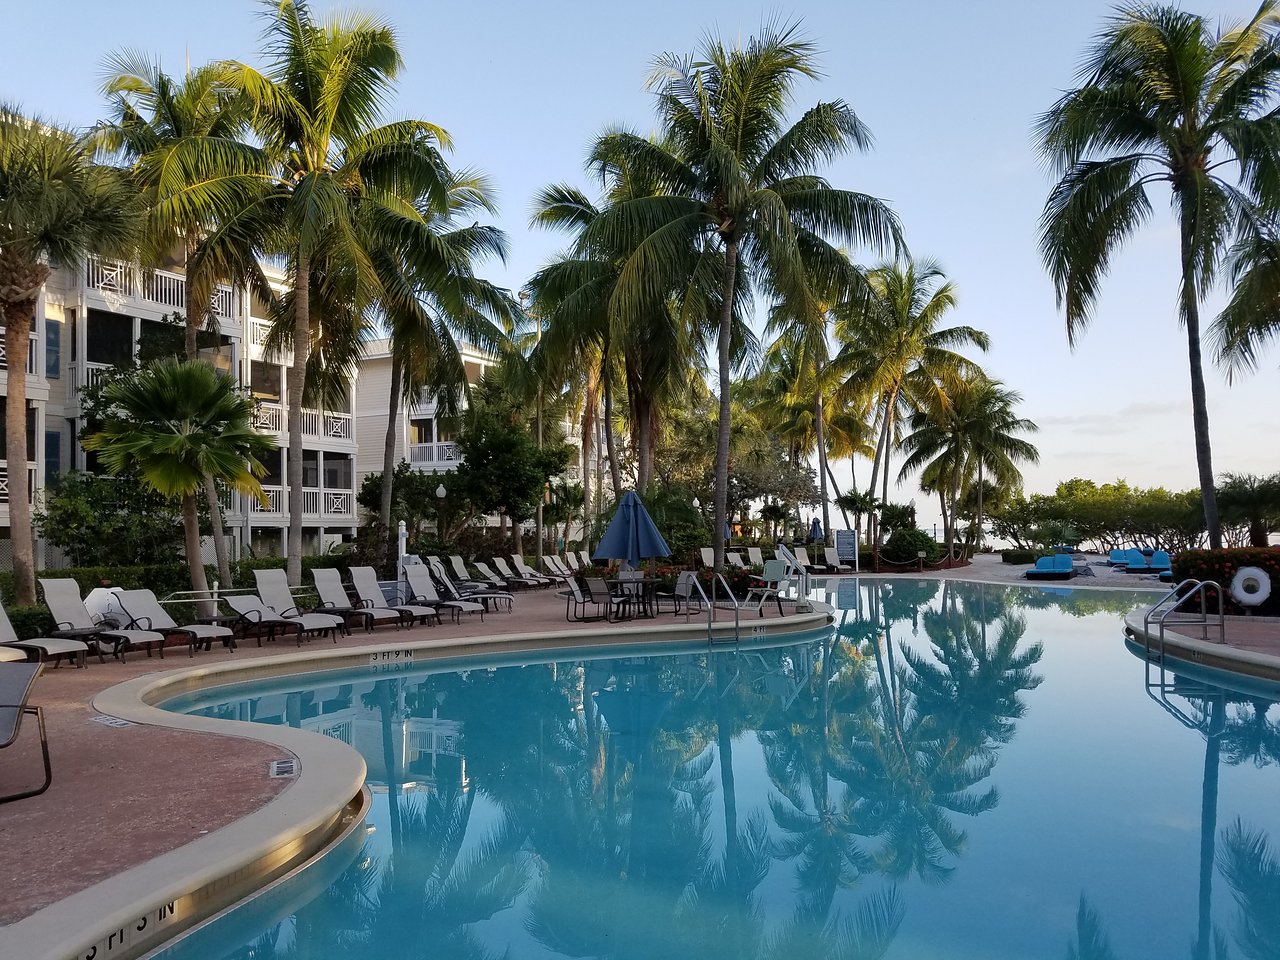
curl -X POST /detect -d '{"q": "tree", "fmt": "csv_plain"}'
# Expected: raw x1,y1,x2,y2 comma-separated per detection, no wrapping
0,107,140,604
588,22,901,569
211,0,453,583
82,359,275,612
91,54,265,587
835,257,987,551
1037,1,1280,549
34,471,182,567
1217,472,1280,547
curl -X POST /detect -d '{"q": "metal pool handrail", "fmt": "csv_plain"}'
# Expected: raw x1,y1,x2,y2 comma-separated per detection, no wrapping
1141,578,1225,661
709,571,741,644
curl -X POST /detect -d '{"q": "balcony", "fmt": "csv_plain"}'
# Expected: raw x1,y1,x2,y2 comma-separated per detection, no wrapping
79,362,114,392
86,257,236,320
0,329,39,377
408,442,460,470
253,402,284,433
0,462,38,506
251,403,352,442
241,484,355,519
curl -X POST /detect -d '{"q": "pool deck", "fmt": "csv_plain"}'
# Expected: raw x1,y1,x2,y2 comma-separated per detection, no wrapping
6,562,1279,959
0,587,808,936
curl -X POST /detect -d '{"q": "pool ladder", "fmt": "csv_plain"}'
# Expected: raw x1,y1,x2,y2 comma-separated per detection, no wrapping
682,572,741,643
1140,578,1225,663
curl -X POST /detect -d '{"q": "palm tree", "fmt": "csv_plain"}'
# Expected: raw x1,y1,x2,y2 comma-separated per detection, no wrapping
82,358,274,612
587,22,901,568
91,53,265,588
0,107,140,604
897,375,1039,559
209,0,453,583
1217,472,1280,546
836,258,987,547
1037,1,1280,550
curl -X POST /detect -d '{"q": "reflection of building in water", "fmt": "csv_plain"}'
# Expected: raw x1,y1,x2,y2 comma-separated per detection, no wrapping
233,680,468,793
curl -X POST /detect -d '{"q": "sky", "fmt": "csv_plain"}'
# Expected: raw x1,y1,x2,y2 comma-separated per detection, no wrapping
5,0,1280,530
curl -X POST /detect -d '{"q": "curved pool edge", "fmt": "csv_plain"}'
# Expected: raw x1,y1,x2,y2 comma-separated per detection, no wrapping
1124,609,1280,682
4,607,832,960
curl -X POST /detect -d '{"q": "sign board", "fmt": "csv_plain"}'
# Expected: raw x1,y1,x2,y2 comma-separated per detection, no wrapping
835,529,859,563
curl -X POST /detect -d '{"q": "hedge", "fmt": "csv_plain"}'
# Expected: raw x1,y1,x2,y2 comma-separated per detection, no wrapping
9,605,55,640
0,564,191,607
1172,547,1280,616
1001,549,1046,565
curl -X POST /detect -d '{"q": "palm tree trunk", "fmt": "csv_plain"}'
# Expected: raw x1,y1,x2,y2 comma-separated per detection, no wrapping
636,396,652,491
826,461,851,529
286,252,310,585
814,388,830,545
715,655,740,945
181,493,215,618
1179,216,1222,549
602,360,622,498
975,460,985,556
4,298,37,605
581,376,595,547
380,353,402,568
713,240,739,571
1194,697,1225,960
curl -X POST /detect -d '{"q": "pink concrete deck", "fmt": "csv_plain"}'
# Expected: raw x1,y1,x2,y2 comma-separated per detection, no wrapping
0,588,786,925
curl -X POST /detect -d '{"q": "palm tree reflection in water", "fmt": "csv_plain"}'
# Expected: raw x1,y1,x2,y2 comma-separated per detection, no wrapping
220,580,1049,960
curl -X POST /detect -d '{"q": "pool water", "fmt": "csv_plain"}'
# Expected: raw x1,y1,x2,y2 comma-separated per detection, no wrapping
157,580,1280,960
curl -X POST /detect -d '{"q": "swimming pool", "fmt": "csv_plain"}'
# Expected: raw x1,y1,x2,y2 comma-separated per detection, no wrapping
154,579,1280,960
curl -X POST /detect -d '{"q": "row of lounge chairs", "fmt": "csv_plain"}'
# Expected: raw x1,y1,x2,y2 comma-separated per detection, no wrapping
1107,549,1173,573
701,545,854,574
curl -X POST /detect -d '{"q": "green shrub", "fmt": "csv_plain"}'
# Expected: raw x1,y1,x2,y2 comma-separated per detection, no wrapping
1173,547,1280,615
0,564,191,607
1001,549,1043,565
882,529,944,565
8,605,54,640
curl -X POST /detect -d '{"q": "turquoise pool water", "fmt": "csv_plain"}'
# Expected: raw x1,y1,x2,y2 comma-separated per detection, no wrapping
157,580,1280,960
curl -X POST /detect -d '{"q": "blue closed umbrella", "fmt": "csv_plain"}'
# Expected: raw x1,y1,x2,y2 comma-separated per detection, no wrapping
593,491,672,568
810,517,823,542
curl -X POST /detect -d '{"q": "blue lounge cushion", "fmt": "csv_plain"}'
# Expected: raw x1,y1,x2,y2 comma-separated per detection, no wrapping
1054,555,1074,573
1108,549,1127,566
1149,550,1172,571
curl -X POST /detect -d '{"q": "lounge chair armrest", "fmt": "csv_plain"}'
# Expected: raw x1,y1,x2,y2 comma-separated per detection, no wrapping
279,605,303,618
55,620,75,631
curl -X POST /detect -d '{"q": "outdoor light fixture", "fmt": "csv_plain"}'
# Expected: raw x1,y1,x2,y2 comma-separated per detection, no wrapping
436,484,446,499
692,498,701,510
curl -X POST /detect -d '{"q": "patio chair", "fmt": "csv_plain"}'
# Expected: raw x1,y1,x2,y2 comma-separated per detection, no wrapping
579,550,593,570
254,569,347,636
1122,549,1153,573
562,577,607,622
448,555,488,590
0,601,88,667
584,577,631,622
747,547,765,567
1149,550,1173,572
473,560,524,590
1025,555,1076,581
427,558,513,612
512,555,555,586
0,662,52,804
541,556,573,582
823,547,853,573
404,565,485,622
744,560,788,617
725,551,749,569
791,547,824,575
39,578,165,662
224,595,312,646
115,589,235,658
493,557,545,589
700,547,715,567
312,568,405,632
563,552,581,571
656,570,706,617
1107,549,1128,567
349,566,439,625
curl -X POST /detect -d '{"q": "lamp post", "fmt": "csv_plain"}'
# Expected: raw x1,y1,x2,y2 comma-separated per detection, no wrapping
435,483,446,539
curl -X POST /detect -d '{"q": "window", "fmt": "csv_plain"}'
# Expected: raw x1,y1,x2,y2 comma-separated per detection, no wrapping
198,335,235,377
44,430,60,484
409,419,433,444
323,454,353,491
259,448,282,486
44,318,60,379
0,400,39,461
251,361,282,402
302,449,319,488
86,309,134,366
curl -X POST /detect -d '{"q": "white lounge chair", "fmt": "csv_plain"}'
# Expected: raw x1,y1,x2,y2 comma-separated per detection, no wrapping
541,556,573,582
427,558,513,612
116,589,235,657
253,569,347,636
473,560,522,590
0,601,87,667
349,566,438,625
512,555,555,586
744,560,788,617
448,555,487,590
225,595,320,646
0,662,52,803
563,552,581,571
725,551,749,569
823,547,853,573
792,547,824,574
700,547,714,567
493,557,545,588
747,547,765,567
312,568,405,632
578,550,593,570
404,566,485,622
39,578,165,661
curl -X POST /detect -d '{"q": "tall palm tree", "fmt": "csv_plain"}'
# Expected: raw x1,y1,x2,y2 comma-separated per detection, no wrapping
209,0,453,583
0,107,140,604
82,358,274,612
587,22,901,568
91,54,265,587
897,375,1039,560
836,258,987,546
1037,1,1280,550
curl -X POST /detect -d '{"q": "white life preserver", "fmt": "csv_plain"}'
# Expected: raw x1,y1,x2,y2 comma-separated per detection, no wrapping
1230,566,1272,607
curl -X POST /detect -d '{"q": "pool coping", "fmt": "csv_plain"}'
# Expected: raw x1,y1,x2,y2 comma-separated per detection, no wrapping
1124,609,1280,682
2,606,831,960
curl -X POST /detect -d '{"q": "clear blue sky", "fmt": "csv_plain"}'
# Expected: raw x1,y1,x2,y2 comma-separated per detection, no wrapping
7,0,1279,528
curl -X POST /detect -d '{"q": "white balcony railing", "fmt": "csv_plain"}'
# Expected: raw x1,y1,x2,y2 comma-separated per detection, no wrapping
88,257,235,319
249,485,284,514
0,329,39,376
0,462,38,506
239,485,353,518
301,408,352,440
249,319,272,347
408,441,460,467
253,402,283,433
80,362,113,392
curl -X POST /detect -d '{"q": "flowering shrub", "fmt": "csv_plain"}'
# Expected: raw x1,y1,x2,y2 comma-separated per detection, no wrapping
1173,547,1280,615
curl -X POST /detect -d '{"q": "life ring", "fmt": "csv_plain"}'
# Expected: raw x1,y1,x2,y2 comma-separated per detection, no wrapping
1230,566,1271,607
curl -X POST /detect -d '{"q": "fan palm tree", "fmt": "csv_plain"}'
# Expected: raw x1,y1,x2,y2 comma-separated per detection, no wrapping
91,54,267,587
586,22,901,568
898,375,1039,559
1037,1,1280,550
835,258,987,547
207,0,453,583
82,358,274,612
1216,472,1280,546
0,107,140,604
